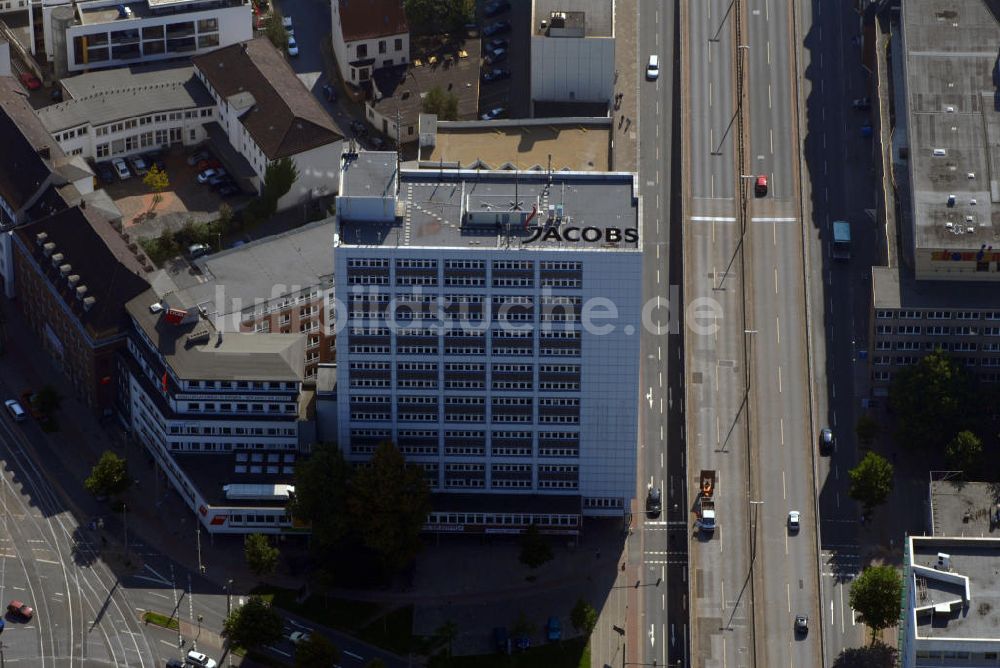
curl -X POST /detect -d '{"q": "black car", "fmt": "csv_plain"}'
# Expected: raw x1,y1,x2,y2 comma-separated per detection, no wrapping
349,119,368,136
95,162,116,185
646,487,662,517
485,48,507,65
484,0,510,16
482,67,511,83
487,37,508,52
483,19,511,36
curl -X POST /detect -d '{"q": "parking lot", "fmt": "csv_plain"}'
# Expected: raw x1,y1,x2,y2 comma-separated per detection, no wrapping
477,0,531,119
94,146,249,240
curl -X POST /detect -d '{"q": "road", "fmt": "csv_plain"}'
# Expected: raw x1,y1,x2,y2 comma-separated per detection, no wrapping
632,0,689,666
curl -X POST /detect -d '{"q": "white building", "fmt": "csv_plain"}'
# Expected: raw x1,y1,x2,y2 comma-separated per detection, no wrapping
39,0,252,75
331,153,642,534
193,38,344,210
123,285,311,534
38,66,215,160
330,0,408,86
530,0,615,107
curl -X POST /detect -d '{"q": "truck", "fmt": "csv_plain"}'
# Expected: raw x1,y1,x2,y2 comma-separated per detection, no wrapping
696,470,717,533
832,220,852,261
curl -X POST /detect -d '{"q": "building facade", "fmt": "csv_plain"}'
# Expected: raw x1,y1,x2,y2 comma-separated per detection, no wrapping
332,154,642,533
330,0,408,86
530,0,615,106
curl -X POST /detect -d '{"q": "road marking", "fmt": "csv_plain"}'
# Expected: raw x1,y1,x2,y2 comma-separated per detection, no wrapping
34,559,59,565
832,383,837,399
770,129,774,154
782,470,787,500
776,315,781,344
820,52,823,68
840,580,846,633
768,84,772,109
835,465,839,480
830,600,834,624
657,269,661,284
767,41,771,65
709,81,713,107
658,346,661,361
780,418,784,445
774,269,779,295
822,133,826,149
836,492,840,508
778,366,782,393
343,650,364,661
772,222,777,245
691,216,736,222
787,583,791,612
750,217,796,222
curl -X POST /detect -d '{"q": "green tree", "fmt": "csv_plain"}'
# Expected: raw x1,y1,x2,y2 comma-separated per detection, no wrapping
890,350,977,450
244,533,280,577
217,202,234,233
33,384,62,416
849,566,903,644
945,430,983,472
143,164,170,192
262,157,299,206
404,0,472,31
848,451,894,516
421,86,459,120
433,620,458,657
265,10,288,50
84,451,131,498
518,523,553,569
570,598,598,636
346,441,431,573
294,633,339,668
289,443,352,549
223,595,283,650
854,414,879,447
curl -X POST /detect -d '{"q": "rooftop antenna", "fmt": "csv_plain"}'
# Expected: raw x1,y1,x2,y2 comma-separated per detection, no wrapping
547,153,552,186
510,157,523,211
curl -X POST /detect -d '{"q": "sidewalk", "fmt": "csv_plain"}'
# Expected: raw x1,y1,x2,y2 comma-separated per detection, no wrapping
610,0,639,174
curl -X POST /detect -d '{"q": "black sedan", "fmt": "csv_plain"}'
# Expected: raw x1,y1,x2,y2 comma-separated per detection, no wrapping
483,19,511,36
482,68,511,83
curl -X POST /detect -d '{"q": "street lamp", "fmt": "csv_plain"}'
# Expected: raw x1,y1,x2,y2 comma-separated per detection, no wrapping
224,578,234,616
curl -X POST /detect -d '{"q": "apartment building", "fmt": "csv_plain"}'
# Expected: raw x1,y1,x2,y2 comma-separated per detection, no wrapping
332,152,642,534
122,287,310,534
870,0,1000,392
192,38,343,210
12,205,151,413
40,0,252,74
330,0,408,86
38,65,216,160
530,0,615,107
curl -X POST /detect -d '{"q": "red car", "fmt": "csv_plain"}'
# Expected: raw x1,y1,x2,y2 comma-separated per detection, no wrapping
196,159,222,172
7,600,33,620
19,72,41,91
754,174,768,197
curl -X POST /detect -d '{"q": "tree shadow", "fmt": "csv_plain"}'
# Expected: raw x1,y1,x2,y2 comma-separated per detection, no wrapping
831,641,897,668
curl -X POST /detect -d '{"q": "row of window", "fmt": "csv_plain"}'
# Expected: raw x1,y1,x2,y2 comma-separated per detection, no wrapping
876,310,1000,320
876,325,999,336
875,340,1000,352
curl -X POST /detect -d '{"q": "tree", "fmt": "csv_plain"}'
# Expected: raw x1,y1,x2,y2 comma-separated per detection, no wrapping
143,164,170,211
849,565,902,644
223,595,283,650
346,441,431,573
433,620,458,657
289,443,352,549
570,598,598,636
854,414,879,447
265,10,288,50
217,202,234,233
848,452,894,516
421,86,459,121
518,523,553,569
294,633,339,668
33,384,62,416
262,157,299,206
404,0,473,32
84,451,131,498
890,350,978,451
945,430,983,472
244,533,280,577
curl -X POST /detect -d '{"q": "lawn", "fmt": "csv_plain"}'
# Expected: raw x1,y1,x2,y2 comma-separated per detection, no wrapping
427,637,589,668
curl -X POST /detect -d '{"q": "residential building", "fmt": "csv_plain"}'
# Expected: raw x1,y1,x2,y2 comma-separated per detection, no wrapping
899,477,1000,667
38,65,216,161
869,0,1000,393
330,0,408,86
530,0,615,108
332,152,642,534
0,1,27,14
40,0,252,75
12,205,151,414
192,38,343,210
122,286,310,534
152,218,337,381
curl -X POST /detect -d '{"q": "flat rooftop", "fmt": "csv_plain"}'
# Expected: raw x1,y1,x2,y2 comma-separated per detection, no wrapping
532,0,613,37
929,478,1000,537
162,219,337,327
872,263,1000,309
902,0,1000,250
76,0,241,24
173,452,297,507
420,118,611,172
337,167,639,251
910,536,1000,639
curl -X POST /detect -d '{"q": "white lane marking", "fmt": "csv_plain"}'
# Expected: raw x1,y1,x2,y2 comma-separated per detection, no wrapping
778,366,782,393
768,84,772,108
691,216,736,222
751,217,796,222
776,315,781,344
767,41,771,64
344,650,365,660
710,81,713,107
774,269,779,295
787,583,791,612
770,129,774,154
780,418,784,445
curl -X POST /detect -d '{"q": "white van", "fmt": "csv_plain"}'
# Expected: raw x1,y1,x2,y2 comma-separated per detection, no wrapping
646,54,659,80
4,399,26,422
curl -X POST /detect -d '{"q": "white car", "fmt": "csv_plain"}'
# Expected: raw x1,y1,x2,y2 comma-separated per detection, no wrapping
787,510,800,532
282,15,292,33
185,650,217,668
288,630,311,644
646,54,659,80
287,36,299,56
111,157,131,180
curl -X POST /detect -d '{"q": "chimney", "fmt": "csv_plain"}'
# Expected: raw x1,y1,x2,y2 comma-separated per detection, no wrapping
35,232,48,246
83,296,96,311
67,274,80,287
43,242,56,257
51,252,64,267
37,146,50,160
76,285,88,300
59,264,72,276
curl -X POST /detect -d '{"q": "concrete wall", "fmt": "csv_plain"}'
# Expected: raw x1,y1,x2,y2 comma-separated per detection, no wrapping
277,140,344,211
530,35,614,103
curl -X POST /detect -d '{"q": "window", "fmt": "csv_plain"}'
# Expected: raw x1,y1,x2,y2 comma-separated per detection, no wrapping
96,143,110,158
357,44,367,58
379,40,386,54
395,38,403,51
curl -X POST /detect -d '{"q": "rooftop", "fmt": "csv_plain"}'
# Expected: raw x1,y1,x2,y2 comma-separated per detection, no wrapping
341,150,397,198
0,77,62,216
336,0,408,42
126,288,305,382
909,536,1000,640
15,206,151,337
928,477,1000,537
158,219,336,327
419,116,611,171
193,38,342,160
337,167,640,251
39,66,212,132
532,0,613,37
77,0,243,24
901,0,1000,251
872,263,1000,309
370,49,480,125
173,452,298,507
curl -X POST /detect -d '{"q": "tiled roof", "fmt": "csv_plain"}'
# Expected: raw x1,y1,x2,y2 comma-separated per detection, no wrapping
337,0,408,41
192,39,342,160
0,79,57,214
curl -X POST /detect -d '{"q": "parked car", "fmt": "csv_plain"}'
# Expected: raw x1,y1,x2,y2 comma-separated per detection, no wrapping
196,158,222,172
111,158,131,180
18,72,41,91
185,650,217,668
819,427,834,453
165,659,184,668
197,168,220,184
487,38,508,52
50,88,63,102
216,183,240,198
349,119,368,136
288,630,311,644
483,19,511,36
484,0,510,17
481,106,507,121
4,399,26,423
646,486,662,517
95,162,116,185
207,170,228,186
485,48,507,65
19,391,46,421
546,616,561,642
6,600,33,620
482,67,511,83
186,150,211,166
188,243,211,259
281,15,293,33
513,634,530,651
128,155,149,176
794,615,808,635
370,136,386,150
287,36,299,56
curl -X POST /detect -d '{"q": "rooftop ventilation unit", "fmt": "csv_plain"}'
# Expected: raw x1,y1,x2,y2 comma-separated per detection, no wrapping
936,553,951,571
59,264,71,276
43,242,56,256
50,253,64,267
67,274,80,287
82,296,96,311
933,148,947,157
35,232,48,246
75,285,88,300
